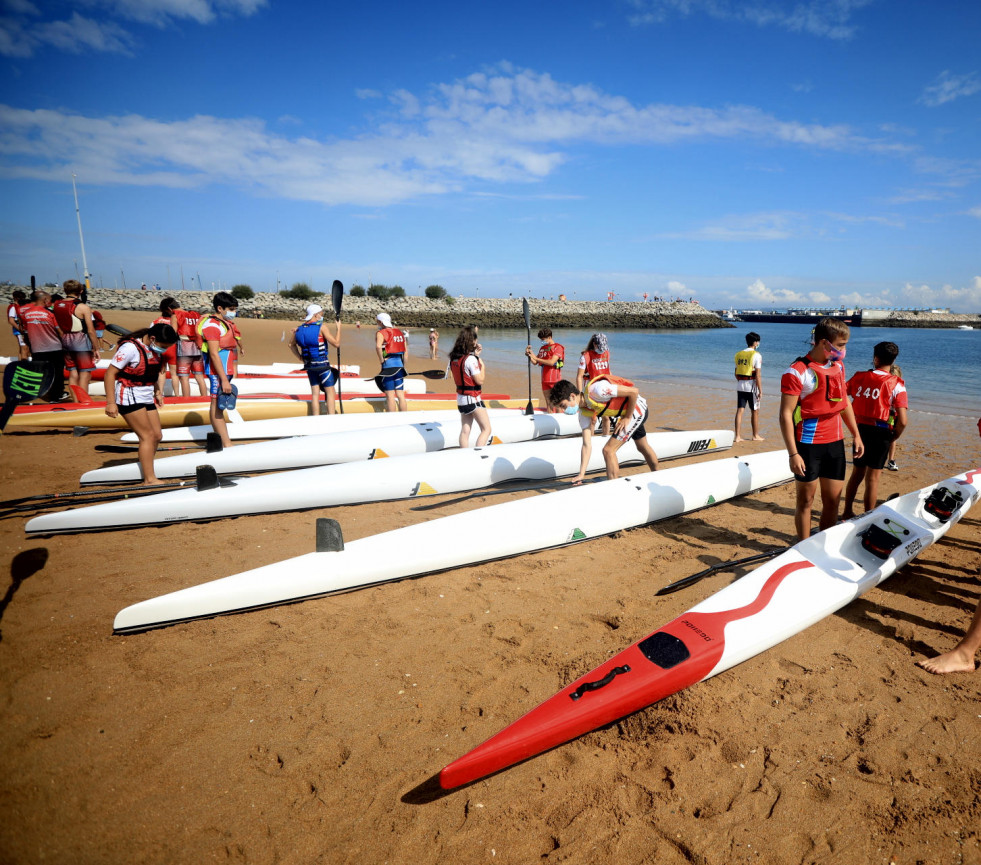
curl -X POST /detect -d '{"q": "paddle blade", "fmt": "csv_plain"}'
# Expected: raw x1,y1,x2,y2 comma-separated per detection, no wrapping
331,280,344,319
522,297,530,330
0,361,56,431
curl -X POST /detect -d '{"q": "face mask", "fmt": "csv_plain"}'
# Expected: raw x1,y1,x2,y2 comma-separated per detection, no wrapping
225,310,238,319
149,344,166,355
825,341,846,362
563,405,578,415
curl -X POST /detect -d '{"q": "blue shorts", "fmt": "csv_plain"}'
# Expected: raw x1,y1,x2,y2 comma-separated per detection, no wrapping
306,365,338,389
208,373,234,397
376,365,405,392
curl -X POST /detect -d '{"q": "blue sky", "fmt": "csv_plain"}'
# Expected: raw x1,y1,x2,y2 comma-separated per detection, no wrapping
1,0,979,311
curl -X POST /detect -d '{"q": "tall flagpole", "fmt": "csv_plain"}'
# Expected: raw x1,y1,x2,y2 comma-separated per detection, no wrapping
71,173,91,291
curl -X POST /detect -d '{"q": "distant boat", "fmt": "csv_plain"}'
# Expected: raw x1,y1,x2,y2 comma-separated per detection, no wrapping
957,325,974,330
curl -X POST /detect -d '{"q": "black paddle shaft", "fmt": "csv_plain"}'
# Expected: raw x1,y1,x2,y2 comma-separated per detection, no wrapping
522,297,534,415
331,280,344,413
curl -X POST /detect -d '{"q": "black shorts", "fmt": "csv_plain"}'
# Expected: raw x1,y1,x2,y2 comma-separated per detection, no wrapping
458,400,485,416
795,440,846,483
119,402,157,416
736,390,759,410
853,424,892,471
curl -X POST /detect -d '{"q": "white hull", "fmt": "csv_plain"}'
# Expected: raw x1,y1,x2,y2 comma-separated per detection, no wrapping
34,431,731,533
89,375,427,398
112,450,794,631
694,469,981,681
124,407,538,443
85,413,617,483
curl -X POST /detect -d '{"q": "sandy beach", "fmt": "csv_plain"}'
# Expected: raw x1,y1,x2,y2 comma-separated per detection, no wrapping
1,312,979,865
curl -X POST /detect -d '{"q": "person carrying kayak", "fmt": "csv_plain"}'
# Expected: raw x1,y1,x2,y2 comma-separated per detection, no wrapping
547,375,658,483
288,303,341,415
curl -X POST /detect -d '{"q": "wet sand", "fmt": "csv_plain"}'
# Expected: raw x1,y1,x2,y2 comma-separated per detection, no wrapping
1,313,979,865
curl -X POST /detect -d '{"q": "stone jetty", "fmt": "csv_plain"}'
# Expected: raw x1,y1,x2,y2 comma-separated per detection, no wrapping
2,287,731,330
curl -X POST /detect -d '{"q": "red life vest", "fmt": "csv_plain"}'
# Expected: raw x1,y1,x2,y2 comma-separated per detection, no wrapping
582,374,635,419
53,297,83,333
380,327,406,357
790,356,846,421
173,308,202,344
91,309,105,331
848,369,906,425
537,342,564,388
450,354,481,396
582,349,610,380
197,315,238,350
116,339,161,388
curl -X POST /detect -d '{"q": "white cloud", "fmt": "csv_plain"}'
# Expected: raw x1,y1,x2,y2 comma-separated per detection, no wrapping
746,278,805,304
918,71,981,108
901,277,981,307
0,0,265,57
0,64,934,207
665,280,686,294
625,0,874,40
967,206,981,219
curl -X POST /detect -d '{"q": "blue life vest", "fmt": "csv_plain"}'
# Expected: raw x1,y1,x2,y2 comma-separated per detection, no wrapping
294,321,330,367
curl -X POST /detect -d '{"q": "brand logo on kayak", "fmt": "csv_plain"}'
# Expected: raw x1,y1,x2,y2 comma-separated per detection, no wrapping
681,619,713,642
904,538,923,556
686,439,711,453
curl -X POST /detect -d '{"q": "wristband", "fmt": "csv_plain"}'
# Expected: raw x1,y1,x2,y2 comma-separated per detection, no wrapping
789,453,798,457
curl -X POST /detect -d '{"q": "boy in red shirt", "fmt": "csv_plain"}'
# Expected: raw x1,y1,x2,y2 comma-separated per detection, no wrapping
841,342,908,519
525,327,564,411
779,318,864,540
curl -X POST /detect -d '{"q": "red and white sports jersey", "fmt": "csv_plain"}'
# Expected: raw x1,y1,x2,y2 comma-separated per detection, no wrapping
20,305,62,352
847,369,908,425
780,356,847,445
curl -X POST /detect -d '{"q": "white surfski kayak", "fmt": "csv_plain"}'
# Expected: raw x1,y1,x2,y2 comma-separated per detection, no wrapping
84,412,614,483
123,407,537,443
236,363,360,376
438,468,981,788
88,375,428,398
111,450,793,632
32,430,731,534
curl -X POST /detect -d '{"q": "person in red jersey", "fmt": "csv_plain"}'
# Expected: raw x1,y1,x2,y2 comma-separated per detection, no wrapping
151,297,182,398
525,327,564,411
103,322,178,485
169,299,208,397
53,280,101,395
779,318,864,540
374,312,407,412
576,332,612,435
20,290,67,401
448,324,491,448
7,289,30,361
841,342,908,519
197,291,239,447
547,376,658,483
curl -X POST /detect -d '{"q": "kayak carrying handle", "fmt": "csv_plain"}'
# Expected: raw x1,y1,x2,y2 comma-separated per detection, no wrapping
569,664,631,701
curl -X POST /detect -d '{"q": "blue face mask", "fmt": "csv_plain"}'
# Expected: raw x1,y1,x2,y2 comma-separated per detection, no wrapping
149,344,166,355
225,310,238,319
563,405,578,415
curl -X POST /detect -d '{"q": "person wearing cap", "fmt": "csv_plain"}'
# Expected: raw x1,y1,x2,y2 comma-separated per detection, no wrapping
374,312,407,411
576,332,613,435
288,303,342,415
428,327,439,359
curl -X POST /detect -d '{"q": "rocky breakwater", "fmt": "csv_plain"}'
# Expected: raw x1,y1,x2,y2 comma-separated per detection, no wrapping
860,309,981,329
2,287,731,330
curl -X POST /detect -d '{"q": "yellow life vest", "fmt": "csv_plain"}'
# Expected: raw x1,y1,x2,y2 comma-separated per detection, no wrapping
734,348,758,379
582,374,634,419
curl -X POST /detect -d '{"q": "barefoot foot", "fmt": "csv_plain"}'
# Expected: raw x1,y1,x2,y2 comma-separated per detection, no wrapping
917,649,978,675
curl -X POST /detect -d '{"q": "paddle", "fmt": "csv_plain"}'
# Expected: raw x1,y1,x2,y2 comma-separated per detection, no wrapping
410,369,447,380
0,360,57,432
0,480,189,517
655,548,784,596
106,323,131,338
331,280,344,414
522,297,533,415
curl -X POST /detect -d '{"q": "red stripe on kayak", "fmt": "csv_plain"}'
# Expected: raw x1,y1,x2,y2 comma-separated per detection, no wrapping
439,558,814,789
957,469,981,487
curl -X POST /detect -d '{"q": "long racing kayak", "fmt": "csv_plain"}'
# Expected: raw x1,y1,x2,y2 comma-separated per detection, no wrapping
112,450,793,632
86,375,429,398
31,430,731,533
121,407,539,443
83,412,608,483
437,468,981,789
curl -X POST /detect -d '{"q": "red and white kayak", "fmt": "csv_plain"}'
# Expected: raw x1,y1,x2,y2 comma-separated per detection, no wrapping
438,468,981,789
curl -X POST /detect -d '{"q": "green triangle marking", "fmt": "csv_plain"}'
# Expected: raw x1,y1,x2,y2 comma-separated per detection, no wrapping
571,528,587,541
707,494,717,505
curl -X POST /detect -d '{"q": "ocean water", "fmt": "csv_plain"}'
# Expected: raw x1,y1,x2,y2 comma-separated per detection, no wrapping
466,322,979,419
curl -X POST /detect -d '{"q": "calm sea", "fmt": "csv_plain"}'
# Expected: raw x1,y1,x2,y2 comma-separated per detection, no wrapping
462,323,979,419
